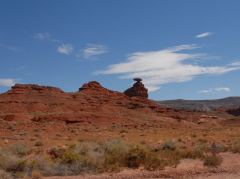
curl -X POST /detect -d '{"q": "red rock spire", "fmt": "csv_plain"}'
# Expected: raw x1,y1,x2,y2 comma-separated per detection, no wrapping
124,78,148,98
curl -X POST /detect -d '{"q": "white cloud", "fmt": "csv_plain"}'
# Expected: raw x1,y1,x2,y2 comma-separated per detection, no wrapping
0,79,17,87
78,44,108,59
196,32,213,39
0,44,20,52
34,32,50,40
57,44,73,55
198,87,231,94
97,44,240,92
34,32,61,43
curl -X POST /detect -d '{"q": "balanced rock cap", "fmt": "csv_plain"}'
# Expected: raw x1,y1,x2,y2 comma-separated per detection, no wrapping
124,78,148,98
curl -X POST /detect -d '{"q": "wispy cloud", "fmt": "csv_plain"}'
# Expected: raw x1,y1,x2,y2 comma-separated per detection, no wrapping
196,32,213,39
0,79,17,87
198,87,231,94
0,44,20,52
34,33,108,59
34,32,50,40
77,44,108,59
97,44,240,92
34,32,61,43
57,44,73,55
34,32,75,55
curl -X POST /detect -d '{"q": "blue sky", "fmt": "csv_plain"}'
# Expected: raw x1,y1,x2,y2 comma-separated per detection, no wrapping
1,0,240,100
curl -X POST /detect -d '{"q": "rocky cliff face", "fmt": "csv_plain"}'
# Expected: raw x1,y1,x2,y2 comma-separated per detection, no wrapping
124,78,148,98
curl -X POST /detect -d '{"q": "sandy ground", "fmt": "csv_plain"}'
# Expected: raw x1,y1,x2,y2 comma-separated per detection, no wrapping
44,152,240,179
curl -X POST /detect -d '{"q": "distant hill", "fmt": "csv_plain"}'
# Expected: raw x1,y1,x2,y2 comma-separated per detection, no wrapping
156,97,240,111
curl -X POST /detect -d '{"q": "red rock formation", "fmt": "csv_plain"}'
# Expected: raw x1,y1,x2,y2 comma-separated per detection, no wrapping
0,81,202,124
124,78,148,98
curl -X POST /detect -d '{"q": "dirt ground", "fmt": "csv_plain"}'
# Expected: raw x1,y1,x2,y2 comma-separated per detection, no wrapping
1,116,240,149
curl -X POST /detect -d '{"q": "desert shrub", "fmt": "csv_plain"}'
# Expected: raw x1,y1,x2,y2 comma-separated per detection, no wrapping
48,147,66,159
231,140,240,153
5,159,27,173
126,145,148,168
72,141,105,173
103,139,129,171
143,152,164,170
75,141,104,164
11,144,30,157
61,150,80,164
0,150,27,173
28,156,70,176
181,143,207,159
203,155,222,167
211,143,227,153
161,140,176,150
0,170,13,179
48,142,104,174
1,139,227,177
158,150,181,167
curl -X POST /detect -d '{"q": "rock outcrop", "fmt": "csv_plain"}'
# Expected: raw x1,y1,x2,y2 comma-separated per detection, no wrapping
0,81,203,124
0,81,156,123
124,78,148,98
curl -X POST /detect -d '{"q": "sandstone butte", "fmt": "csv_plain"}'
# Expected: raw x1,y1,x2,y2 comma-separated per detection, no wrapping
0,80,203,124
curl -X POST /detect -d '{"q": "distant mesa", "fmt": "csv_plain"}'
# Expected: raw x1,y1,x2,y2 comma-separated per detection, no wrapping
124,78,148,98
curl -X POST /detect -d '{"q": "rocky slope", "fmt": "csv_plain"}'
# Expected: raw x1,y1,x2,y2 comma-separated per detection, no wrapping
0,81,199,124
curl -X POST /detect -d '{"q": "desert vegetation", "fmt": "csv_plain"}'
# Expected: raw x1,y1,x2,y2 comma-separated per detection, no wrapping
0,138,227,178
